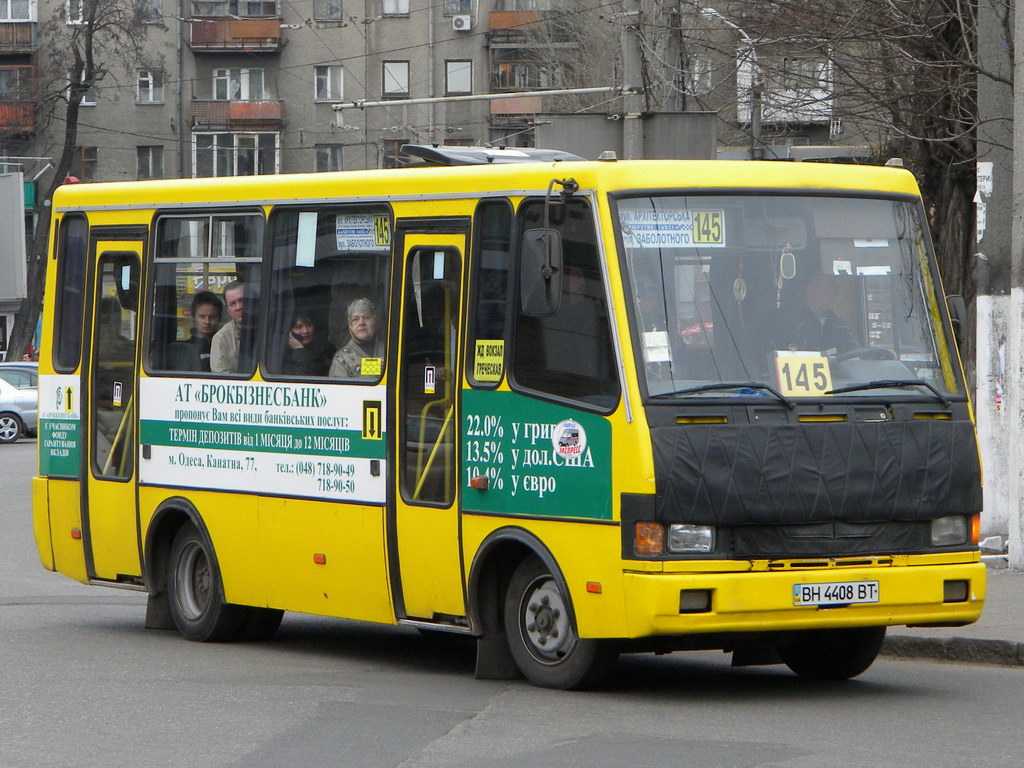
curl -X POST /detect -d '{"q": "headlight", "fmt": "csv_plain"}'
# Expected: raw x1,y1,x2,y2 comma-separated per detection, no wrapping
667,524,715,553
931,516,967,547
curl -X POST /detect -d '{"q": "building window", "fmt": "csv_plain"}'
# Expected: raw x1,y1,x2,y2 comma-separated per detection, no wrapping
445,60,472,95
136,0,161,21
315,144,343,172
137,146,164,179
0,66,32,97
382,61,409,98
1,0,32,21
71,146,97,182
382,0,408,15
214,68,265,100
191,0,275,17
313,0,341,19
194,132,279,177
137,69,164,103
443,0,470,14
66,0,84,23
68,71,98,105
314,65,343,102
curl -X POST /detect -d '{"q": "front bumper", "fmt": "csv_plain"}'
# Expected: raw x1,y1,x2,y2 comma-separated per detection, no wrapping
621,556,985,638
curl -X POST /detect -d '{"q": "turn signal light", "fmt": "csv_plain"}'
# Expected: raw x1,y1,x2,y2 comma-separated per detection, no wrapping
313,553,327,565
970,514,981,546
71,528,82,540
469,475,489,490
635,522,664,556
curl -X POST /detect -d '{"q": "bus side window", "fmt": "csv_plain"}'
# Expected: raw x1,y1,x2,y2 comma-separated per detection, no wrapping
147,214,263,375
512,198,620,410
53,215,89,372
264,207,390,380
466,199,513,387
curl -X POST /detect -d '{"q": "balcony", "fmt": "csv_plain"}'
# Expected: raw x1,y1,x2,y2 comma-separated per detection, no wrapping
191,99,283,129
0,101,34,133
487,11,574,47
190,18,283,53
0,22,36,53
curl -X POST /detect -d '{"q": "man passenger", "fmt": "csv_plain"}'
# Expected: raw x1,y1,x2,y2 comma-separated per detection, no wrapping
211,280,245,374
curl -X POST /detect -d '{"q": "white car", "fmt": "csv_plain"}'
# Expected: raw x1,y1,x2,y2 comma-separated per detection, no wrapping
0,363,38,444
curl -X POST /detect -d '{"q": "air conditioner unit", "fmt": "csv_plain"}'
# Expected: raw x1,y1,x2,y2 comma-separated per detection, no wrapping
452,14,472,31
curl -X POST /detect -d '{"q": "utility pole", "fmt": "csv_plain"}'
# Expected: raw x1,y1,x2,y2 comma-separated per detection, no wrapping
621,0,644,159
1008,3,1024,570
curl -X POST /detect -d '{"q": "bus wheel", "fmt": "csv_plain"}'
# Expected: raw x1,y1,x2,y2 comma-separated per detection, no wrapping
778,626,887,680
167,524,246,642
503,556,616,690
0,413,24,444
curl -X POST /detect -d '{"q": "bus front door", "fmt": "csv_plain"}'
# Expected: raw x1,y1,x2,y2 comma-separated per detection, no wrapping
393,234,467,624
83,242,143,583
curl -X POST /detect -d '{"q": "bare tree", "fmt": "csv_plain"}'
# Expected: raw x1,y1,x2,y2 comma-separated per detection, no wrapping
661,0,1009,308
5,0,155,362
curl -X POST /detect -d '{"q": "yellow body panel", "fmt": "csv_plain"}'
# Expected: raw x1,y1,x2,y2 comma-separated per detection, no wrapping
42,479,89,584
258,496,393,623
32,477,55,572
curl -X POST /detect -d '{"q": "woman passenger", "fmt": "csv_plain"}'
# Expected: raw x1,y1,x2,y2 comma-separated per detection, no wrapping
282,310,336,376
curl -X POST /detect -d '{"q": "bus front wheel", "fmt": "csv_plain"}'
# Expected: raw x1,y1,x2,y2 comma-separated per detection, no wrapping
778,626,886,680
503,556,616,690
167,524,247,642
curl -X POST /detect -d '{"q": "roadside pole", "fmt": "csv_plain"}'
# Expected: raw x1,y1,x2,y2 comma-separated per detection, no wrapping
1008,3,1024,570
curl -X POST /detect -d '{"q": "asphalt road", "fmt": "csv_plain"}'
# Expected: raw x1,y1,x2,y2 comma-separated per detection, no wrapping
3,439,1023,768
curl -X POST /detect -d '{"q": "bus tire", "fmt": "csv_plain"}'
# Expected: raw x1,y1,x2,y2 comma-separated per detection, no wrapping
0,412,24,444
167,524,246,642
503,556,616,690
778,626,887,680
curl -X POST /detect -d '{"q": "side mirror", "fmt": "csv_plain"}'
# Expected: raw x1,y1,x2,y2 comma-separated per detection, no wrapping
520,228,563,316
946,294,967,349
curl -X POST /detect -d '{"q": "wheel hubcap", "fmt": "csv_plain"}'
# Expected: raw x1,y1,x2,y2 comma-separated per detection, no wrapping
0,417,18,441
521,577,577,663
175,541,212,620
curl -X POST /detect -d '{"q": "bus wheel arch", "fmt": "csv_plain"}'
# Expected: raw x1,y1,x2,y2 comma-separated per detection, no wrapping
468,528,616,688
144,499,245,641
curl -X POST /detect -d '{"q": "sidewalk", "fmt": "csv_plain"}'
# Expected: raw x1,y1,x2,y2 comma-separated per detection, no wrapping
883,558,1024,666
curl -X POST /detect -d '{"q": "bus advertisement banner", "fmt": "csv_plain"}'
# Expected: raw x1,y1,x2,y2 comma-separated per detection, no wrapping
138,378,387,503
461,389,611,520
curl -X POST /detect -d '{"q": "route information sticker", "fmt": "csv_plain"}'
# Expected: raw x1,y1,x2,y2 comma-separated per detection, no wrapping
619,208,726,249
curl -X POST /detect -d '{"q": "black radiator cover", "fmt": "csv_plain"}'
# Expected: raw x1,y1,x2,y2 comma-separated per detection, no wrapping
650,420,981,526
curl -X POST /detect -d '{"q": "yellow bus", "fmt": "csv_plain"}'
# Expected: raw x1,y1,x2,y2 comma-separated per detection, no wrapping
33,146,985,689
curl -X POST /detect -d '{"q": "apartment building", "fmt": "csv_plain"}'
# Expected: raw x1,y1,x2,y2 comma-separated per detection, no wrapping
0,0,867,186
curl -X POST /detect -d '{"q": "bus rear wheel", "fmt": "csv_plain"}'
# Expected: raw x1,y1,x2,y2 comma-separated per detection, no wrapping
503,556,616,690
167,524,247,642
778,626,887,680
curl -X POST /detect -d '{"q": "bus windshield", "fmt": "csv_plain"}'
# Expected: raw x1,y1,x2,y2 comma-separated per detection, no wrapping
616,193,963,401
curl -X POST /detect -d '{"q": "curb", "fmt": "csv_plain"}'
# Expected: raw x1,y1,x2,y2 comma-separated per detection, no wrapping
882,635,1024,667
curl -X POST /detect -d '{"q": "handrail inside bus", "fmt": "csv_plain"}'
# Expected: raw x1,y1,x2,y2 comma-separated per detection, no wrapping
101,394,134,477
413,403,455,502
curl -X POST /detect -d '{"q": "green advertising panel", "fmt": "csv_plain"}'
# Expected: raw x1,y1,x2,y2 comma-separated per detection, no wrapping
461,389,611,520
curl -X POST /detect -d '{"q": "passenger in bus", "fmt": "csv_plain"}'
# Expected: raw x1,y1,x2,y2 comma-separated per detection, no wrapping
791,272,857,355
167,291,223,372
283,310,336,376
210,280,245,374
330,298,384,378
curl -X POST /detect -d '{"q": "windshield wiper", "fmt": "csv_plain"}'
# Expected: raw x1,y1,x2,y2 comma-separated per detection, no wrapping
826,379,951,406
650,381,795,410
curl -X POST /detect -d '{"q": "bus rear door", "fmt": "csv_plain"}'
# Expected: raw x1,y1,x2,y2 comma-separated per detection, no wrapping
83,234,144,582
392,229,468,624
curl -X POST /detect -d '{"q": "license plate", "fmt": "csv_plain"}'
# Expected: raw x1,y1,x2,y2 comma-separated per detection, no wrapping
793,580,879,607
